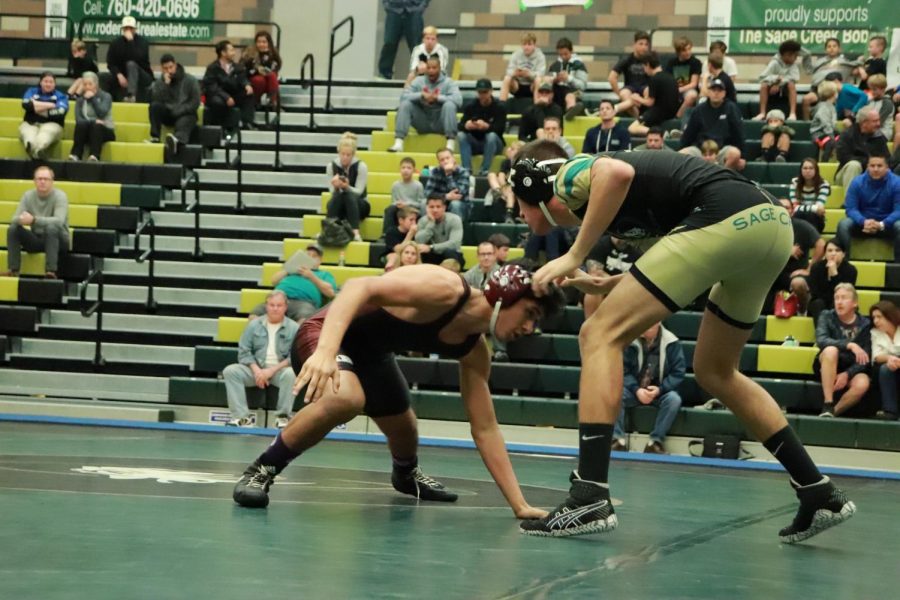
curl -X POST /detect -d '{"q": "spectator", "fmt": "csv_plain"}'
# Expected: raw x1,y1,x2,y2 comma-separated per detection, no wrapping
405,25,450,85
425,148,470,220
814,283,871,417
326,132,370,242
384,207,420,270
788,158,830,232
855,35,888,92
665,36,701,119
540,116,574,158
518,82,563,141
463,240,500,289
836,150,900,262
865,75,895,140
414,197,464,267
624,51,680,137
807,238,857,322
583,234,643,318
68,72,114,162
487,141,525,224
701,40,738,81
66,39,97,98
389,56,462,153
149,54,201,155
612,322,685,454
106,16,152,102
582,99,631,153
487,233,511,265
377,0,429,80
699,139,719,163
828,72,869,128
383,156,425,235
755,39,801,121
500,32,546,102
19,72,67,160
757,109,795,163
770,218,823,318
699,51,736,103
679,78,744,171
250,245,337,322
224,290,300,429
810,81,839,162
544,37,588,119
608,31,652,117
632,126,673,151
391,240,423,270
800,38,857,120
203,40,256,137
242,31,281,107
2,166,67,279
869,300,900,420
457,78,506,176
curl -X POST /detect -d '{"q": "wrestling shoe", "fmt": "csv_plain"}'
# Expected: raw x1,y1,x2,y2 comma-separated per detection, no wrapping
233,462,276,508
520,471,617,537
778,476,856,544
391,466,458,502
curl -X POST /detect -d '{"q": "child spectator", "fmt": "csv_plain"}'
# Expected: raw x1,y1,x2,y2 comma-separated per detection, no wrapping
625,51,680,138
789,158,830,232
755,39,801,121
701,40,738,80
425,148,471,220
242,31,281,107
865,75,894,140
544,37,588,119
406,25,450,86
384,208,421,270
664,36,701,119
487,141,524,224
807,238,857,321
383,156,425,235
500,32,546,102
800,38,857,120
326,132,370,242
487,233,512,264
582,99,631,153
868,300,900,420
700,139,719,163
608,31,652,117
700,51,736,103
66,40,97,98
810,81,839,162
758,109,795,163
856,35,888,92
828,72,869,128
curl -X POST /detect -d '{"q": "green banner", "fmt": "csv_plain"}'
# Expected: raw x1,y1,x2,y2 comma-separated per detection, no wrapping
707,0,896,55
70,0,215,41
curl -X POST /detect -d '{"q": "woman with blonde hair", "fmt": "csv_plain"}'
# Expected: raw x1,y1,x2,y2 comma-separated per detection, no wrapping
386,241,422,271
325,132,370,242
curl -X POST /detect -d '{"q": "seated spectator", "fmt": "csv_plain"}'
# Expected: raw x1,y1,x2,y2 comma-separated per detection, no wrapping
457,78,506,176
487,232,511,265
149,54,201,155
583,234,643,318
425,148,470,220
500,32,546,102
632,126,672,152
540,116,575,158
463,241,508,361
3,165,68,279
701,40,738,81
518,82,562,141
624,51,680,137
242,31,281,107
810,81,839,162
612,321,685,454
757,109,795,163
405,25,450,86
807,238,857,322
543,37,588,120
383,156,425,235
814,283,871,417
383,206,420,269
699,139,719,163
800,38,857,120
414,197,464,267
19,72,68,159
389,56,462,153
224,290,299,429
388,240,423,271
106,16,153,102
608,31,651,117
834,97,888,190
855,35,888,92
770,218,823,317
202,40,256,137
836,150,900,262
251,245,337,322
582,99,631,153
827,72,869,129
66,39,97,98
755,39,801,121
665,36,701,119
865,75,895,141
789,158,830,232
699,51,736,103
869,300,900,420
487,141,525,224
679,78,744,171
68,72,115,162
326,132,370,242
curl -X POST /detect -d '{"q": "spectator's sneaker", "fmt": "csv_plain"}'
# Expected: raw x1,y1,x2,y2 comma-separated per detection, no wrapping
667,128,683,140
819,404,835,418
391,466,458,502
492,350,509,362
165,133,179,155
387,138,404,153
520,471,617,537
875,410,898,421
145,137,160,144
778,477,856,544
88,155,98,162
226,417,254,427
702,398,726,410
445,138,455,152
123,95,136,103
644,441,666,454
564,101,585,120
233,462,276,508
775,153,787,163
274,415,291,429
68,154,79,161
611,439,628,452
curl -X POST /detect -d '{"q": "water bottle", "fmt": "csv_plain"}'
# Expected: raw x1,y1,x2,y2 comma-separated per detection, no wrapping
782,335,798,347
338,251,346,267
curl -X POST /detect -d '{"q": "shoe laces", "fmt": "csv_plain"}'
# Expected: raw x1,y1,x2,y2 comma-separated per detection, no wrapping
411,467,441,489
247,465,274,490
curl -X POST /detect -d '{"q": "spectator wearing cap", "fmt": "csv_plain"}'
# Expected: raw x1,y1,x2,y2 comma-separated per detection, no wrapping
700,51,736,103
543,37,588,120
679,77,744,171
758,109,795,163
250,244,337,323
834,105,890,188
388,55,462,153
836,150,900,263
582,99,631,154
518,81,563,141
457,78,507,176
106,16,153,102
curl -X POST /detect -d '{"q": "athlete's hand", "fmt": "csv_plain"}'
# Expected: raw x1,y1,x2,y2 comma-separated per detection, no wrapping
293,349,340,402
532,252,581,295
514,504,549,520
559,269,621,296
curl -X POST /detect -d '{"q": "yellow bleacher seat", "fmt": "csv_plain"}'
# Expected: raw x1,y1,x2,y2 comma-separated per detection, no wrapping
0,118,149,144
321,192,393,215
820,162,837,182
366,172,419,196
216,316,248,343
282,239,370,266
857,289,879,313
358,150,503,174
765,316,815,344
0,250,46,275
302,214,384,241
847,238,894,262
0,275,17,301
260,263,381,288
0,203,15,222
462,245,524,266
0,202,99,228
825,185,845,208
0,180,120,205
238,288,269,314
851,261,885,288
756,345,818,375
824,209,842,233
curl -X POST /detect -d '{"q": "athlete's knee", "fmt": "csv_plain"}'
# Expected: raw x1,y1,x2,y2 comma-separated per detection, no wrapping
318,393,362,423
578,313,628,354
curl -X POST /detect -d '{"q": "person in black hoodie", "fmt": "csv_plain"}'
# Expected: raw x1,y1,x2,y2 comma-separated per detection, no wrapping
202,40,256,136
66,39,98,98
456,78,507,176
105,16,153,102
149,54,201,154
679,78,745,171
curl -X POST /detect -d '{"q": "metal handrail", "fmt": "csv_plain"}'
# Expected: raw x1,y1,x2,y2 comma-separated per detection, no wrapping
134,216,158,312
326,16,354,112
78,266,105,367
300,53,317,131
75,17,282,49
181,169,203,260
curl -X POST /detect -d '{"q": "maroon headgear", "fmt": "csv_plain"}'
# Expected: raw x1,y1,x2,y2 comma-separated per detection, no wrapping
484,264,533,307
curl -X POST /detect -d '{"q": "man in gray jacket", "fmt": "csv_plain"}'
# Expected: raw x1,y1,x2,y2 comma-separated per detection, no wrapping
389,56,462,153
148,54,200,154
415,197,464,267
3,165,68,279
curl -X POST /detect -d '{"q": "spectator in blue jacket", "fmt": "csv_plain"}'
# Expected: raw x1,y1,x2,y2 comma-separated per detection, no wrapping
581,100,631,154
19,72,68,159
836,151,900,262
612,322,685,454
425,148,471,220
825,72,869,128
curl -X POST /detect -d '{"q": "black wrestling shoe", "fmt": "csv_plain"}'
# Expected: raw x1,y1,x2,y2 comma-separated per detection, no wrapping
520,471,617,537
233,462,276,508
391,466,458,502
778,476,856,544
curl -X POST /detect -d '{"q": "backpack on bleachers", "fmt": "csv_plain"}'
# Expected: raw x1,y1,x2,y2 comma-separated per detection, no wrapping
318,217,354,247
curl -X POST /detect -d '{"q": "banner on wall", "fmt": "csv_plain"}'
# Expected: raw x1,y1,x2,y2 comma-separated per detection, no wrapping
66,0,215,41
